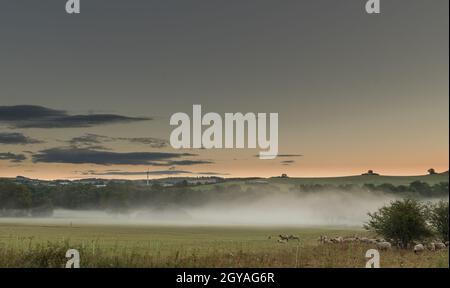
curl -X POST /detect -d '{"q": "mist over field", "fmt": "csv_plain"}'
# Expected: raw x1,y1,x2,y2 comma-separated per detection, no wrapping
3,189,436,227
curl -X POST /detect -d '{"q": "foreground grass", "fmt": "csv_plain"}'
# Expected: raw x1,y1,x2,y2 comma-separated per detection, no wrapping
0,222,447,268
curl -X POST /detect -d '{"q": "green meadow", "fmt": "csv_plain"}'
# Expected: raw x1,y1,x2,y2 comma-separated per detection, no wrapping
0,222,447,268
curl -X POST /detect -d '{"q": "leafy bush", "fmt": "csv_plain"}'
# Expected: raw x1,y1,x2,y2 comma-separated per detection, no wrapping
428,201,449,242
365,199,432,248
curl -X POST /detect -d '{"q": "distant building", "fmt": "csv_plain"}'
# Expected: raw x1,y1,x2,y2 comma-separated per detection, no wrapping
362,170,379,176
186,177,221,185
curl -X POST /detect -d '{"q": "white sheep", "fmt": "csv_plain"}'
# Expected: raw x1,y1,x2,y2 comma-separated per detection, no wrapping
368,239,378,244
414,244,425,254
433,242,446,250
376,241,392,251
359,237,369,243
329,236,343,244
343,237,357,243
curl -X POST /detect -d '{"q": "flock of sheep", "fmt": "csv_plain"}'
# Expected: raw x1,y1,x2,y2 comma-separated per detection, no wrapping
271,233,449,254
318,235,393,250
317,235,449,253
412,242,448,253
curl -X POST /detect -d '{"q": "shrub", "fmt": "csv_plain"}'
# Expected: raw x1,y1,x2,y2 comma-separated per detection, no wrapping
365,199,432,248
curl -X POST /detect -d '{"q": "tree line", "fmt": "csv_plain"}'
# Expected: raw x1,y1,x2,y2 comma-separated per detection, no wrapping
0,179,448,217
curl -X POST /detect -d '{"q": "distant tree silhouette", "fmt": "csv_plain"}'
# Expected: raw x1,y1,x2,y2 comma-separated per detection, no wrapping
428,168,437,175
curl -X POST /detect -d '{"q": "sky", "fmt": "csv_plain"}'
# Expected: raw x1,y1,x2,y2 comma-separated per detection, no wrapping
0,0,448,180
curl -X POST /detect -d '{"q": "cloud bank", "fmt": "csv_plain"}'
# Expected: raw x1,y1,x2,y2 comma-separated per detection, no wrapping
32,147,210,166
0,152,26,163
0,132,42,144
0,105,151,128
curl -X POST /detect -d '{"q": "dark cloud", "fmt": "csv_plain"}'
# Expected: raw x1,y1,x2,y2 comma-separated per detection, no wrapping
68,134,109,145
164,160,214,166
0,132,42,144
79,145,112,151
117,137,168,148
0,105,64,121
68,133,168,149
0,105,150,128
31,147,206,166
281,160,295,166
0,152,26,163
66,134,112,150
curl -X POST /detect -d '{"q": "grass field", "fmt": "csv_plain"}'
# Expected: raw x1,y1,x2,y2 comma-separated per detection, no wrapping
0,221,447,268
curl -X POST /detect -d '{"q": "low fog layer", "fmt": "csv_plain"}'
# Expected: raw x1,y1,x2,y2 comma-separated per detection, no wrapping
3,189,442,227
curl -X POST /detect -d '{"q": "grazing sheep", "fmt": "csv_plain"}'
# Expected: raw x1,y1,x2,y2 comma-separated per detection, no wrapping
343,237,357,243
414,244,425,254
433,242,446,250
376,241,392,251
368,239,378,244
319,235,334,244
278,234,290,242
335,236,343,243
330,237,342,244
277,239,288,244
445,241,449,247
426,243,435,251
288,235,300,242
359,237,369,243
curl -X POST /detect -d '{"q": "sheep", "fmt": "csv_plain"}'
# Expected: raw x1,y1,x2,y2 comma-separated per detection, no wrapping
343,237,357,243
277,239,288,244
376,241,392,251
414,244,425,254
433,242,446,250
318,235,328,244
368,239,378,244
359,237,370,244
426,243,435,251
330,237,343,244
334,236,344,243
445,241,449,247
288,235,300,242
278,234,290,242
